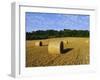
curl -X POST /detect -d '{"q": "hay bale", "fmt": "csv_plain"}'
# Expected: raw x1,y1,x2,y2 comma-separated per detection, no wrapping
35,41,42,46
48,40,64,54
63,40,68,44
42,40,49,46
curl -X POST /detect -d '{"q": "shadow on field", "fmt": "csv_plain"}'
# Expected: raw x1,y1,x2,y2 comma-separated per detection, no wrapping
61,48,73,54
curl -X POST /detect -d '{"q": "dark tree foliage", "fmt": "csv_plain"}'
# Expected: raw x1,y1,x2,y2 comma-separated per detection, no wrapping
26,29,89,40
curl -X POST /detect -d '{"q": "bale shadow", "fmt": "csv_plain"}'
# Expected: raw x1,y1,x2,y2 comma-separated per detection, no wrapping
61,48,73,54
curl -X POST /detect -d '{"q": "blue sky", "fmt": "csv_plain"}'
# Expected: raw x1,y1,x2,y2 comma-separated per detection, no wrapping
26,12,89,32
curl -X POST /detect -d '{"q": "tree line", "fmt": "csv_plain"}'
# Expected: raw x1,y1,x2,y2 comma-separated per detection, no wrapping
26,29,89,40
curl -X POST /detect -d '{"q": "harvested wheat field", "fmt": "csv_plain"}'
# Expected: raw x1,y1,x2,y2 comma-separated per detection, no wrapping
26,37,89,67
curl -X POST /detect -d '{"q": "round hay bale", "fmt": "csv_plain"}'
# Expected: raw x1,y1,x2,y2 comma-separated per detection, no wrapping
63,40,68,44
35,41,42,46
48,40,64,54
42,40,49,46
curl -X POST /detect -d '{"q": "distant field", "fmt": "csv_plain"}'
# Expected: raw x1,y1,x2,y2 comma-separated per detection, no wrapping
26,37,89,67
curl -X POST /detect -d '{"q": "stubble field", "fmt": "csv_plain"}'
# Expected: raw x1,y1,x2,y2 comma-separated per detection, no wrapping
26,37,89,67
